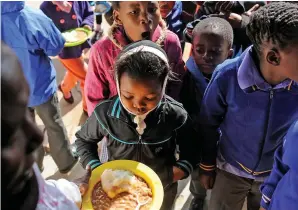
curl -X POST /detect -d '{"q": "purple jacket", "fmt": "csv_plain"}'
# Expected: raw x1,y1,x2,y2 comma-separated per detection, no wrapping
40,1,93,59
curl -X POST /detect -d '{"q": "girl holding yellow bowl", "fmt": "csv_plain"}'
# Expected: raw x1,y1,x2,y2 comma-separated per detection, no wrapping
75,40,200,210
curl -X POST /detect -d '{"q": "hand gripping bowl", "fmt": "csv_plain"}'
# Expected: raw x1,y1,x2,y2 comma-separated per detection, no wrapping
81,160,164,210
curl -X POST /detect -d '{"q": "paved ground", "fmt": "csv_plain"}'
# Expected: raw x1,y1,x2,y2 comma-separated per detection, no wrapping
25,2,247,209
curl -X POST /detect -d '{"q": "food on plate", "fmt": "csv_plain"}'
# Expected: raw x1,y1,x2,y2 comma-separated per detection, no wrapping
62,30,87,43
91,169,153,210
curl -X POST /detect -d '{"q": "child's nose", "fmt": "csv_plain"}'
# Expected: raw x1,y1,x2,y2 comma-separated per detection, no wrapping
203,52,213,62
140,11,150,24
133,100,146,109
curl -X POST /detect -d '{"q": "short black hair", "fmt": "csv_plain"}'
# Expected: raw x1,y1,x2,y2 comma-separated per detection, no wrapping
246,2,298,54
115,41,170,86
111,1,120,9
192,17,234,48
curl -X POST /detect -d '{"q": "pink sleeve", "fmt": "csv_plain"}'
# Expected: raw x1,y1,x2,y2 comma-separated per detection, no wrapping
85,43,110,116
166,31,185,77
164,31,185,101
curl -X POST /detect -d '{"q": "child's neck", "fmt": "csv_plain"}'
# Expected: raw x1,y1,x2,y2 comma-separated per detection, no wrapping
202,72,212,81
123,30,133,44
259,65,287,86
252,48,287,86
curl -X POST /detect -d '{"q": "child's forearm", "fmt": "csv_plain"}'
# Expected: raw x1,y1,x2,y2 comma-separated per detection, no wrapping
75,112,105,170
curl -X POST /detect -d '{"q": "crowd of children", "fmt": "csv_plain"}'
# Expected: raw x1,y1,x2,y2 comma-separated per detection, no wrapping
1,1,298,210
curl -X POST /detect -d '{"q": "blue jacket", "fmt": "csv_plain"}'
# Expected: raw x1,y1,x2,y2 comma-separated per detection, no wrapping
1,1,65,107
261,120,298,210
199,47,298,176
165,1,184,41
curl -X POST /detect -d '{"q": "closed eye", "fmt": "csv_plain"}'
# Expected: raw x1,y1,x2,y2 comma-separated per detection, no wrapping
145,97,157,101
123,95,133,100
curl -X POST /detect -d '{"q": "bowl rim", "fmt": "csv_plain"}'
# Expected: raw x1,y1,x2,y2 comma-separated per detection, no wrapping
81,160,164,210
62,27,92,47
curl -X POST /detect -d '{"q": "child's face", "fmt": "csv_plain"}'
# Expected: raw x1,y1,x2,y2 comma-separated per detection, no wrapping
114,1,161,42
119,72,163,115
2,64,43,195
192,32,233,74
159,1,175,19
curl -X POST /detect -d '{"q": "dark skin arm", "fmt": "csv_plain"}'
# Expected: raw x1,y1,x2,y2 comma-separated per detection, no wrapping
211,4,260,28
73,165,92,196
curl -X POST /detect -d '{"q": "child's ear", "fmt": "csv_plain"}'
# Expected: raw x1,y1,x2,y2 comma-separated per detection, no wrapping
228,48,234,58
113,9,122,25
266,49,281,66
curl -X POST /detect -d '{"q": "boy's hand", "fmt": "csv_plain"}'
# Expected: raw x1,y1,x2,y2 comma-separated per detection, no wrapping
83,25,92,31
73,165,92,196
259,208,266,210
173,166,186,182
215,1,235,13
244,4,260,17
52,1,72,13
200,174,215,190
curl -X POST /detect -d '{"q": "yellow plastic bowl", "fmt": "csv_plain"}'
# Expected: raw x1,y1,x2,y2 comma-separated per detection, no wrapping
81,160,164,210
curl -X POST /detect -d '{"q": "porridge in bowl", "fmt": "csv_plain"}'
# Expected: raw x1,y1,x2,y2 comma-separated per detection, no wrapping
91,169,152,210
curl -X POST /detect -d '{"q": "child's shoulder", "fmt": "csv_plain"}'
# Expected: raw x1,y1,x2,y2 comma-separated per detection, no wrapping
212,56,243,82
161,96,188,125
93,36,115,49
93,96,116,113
92,36,119,55
163,29,181,48
21,5,53,27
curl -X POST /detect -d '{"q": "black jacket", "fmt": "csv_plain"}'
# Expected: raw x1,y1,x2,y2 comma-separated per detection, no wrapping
75,95,200,188
179,71,205,128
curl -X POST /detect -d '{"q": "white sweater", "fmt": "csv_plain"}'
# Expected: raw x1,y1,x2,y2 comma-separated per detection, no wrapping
33,164,81,210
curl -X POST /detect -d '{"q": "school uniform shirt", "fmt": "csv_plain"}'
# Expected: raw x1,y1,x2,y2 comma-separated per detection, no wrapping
260,120,298,210
199,46,298,178
1,1,65,107
85,23,185,115
75,95,200,189
40,1,93,59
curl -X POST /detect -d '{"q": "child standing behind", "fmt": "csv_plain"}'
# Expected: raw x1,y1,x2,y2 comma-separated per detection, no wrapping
85,1,185,115
1,1,77,173
199,2,298,210
179,17,233,210
40,1,94,114
260,120,298,210
159,1,185,50
75,41,200,210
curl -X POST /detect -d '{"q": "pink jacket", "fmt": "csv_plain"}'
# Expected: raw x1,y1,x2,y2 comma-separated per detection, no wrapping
85,23,185,115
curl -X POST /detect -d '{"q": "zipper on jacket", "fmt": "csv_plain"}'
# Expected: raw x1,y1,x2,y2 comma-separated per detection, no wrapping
251,89,274,175
137,135,143,162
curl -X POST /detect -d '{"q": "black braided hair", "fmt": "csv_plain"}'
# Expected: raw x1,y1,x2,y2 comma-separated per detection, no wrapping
193,17,234,48
111,1,120,10
246,2,298,54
